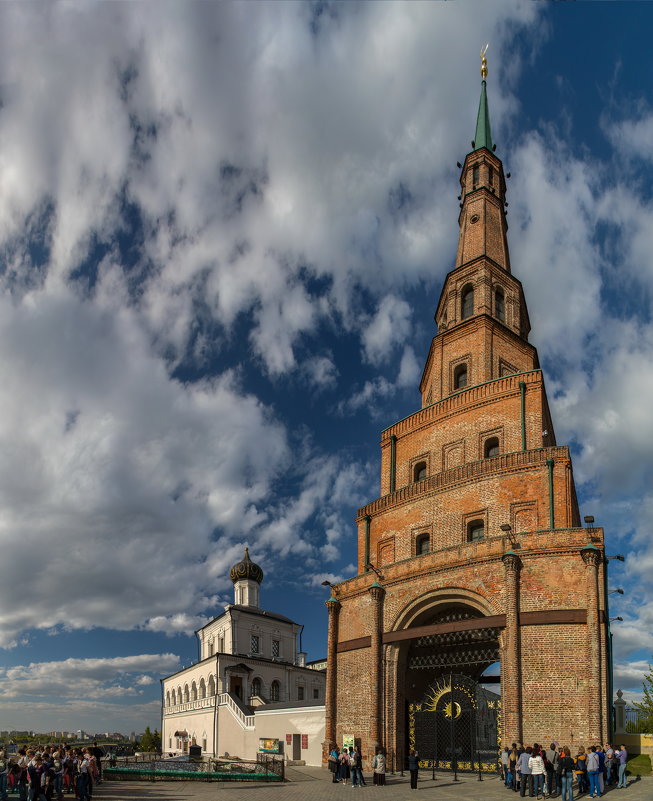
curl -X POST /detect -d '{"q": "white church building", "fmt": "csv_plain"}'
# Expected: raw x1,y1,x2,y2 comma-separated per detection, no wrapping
160,549,326,765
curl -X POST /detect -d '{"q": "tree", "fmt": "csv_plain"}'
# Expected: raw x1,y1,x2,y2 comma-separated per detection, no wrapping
634,656,653,732
138,726,160,753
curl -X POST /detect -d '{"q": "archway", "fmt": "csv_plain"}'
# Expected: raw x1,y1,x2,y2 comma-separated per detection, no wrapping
385,596,501,773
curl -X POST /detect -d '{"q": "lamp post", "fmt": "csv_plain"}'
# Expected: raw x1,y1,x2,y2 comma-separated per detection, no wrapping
603,549,625,741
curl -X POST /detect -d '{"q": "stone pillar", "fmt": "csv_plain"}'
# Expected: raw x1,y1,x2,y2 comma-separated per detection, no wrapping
581,545,603,742
502,550,522,746
323,594,341,762
613,689,626,735
369,581,386,751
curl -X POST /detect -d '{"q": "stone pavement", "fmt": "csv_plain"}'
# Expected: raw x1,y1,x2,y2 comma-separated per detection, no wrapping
96,767,652,801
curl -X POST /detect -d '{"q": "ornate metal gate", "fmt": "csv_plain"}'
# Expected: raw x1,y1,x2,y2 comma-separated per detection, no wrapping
408,673,500,772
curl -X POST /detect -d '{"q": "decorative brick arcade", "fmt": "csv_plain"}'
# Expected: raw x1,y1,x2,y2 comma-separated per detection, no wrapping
323,60,610,768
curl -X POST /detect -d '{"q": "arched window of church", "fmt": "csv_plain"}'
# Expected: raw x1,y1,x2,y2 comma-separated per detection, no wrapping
472,163,479,188
191,681,197,701
177,686,182,704
183,684,189,703
168,690,173,706
413,461,427,482
467,520,485,542
199,678,206,699
461,284,474,319
454,363,468,390
495,286,505,322
416,533,430,555
484,437,500,458
251,677,262,698
270,680,280,702
208,640,214,657
208,675,216,697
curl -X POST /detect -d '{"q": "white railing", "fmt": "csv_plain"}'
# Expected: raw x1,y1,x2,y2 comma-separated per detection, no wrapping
163,695,215,715
218,692,255,729
164,692,255,729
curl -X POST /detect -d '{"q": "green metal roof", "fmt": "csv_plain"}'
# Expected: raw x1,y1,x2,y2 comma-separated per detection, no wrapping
474,80,493,152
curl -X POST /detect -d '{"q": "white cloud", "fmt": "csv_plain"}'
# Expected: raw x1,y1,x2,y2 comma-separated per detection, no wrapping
1,654,180,699
362,295,412,366
0,288,289,648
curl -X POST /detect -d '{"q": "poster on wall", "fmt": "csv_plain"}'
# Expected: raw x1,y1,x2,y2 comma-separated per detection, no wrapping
342,734,355,751
301,734,308,750
286,734,292,745
259,738,281,754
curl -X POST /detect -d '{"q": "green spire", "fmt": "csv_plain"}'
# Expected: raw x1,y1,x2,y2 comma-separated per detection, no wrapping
473,80,493,152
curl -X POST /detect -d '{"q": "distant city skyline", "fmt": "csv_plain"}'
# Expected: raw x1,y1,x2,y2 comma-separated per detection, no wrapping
1,2,652,734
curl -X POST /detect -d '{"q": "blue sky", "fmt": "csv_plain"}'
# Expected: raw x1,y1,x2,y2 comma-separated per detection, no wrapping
1,1,653,734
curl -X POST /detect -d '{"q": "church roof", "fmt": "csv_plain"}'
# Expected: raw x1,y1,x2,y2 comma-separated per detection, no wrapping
229,547,264,584
196,603,299,633
473,79,493,152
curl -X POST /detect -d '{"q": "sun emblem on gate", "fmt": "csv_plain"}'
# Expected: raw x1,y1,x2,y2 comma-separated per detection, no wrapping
443,700,462,719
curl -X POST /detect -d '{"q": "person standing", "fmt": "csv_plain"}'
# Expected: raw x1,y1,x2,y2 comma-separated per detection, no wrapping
372,748,386,786
337,748,350,785
574,748,587,795
519,747,533,797
604,745,614,787
586,746,600,799
615,745,628,789
408,750,419,790
596,747,605,796
529,748,546,799
545,743,558,797
328,747,339,783
558,747,575,801
509,746,520,792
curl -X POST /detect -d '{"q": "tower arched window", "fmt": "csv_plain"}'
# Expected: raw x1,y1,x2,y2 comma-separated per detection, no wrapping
416,533,430,555
495,287,505,322
472,163,479,188
251,677,262,698
270,680,280,702
413,461,427,482
484,437,500,458
467,520,485,542
454,364,468,390
208,675,216,697
199,678,206,699
461,284,474,319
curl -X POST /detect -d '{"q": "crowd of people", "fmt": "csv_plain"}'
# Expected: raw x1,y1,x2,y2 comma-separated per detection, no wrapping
0,744,104,801
500,742,629,800
328,746,388,787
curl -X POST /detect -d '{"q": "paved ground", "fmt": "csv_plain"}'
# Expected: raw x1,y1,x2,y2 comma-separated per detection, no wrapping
96,767,652,801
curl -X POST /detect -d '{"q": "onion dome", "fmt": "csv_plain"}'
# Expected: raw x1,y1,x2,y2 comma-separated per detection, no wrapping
229,547,264,585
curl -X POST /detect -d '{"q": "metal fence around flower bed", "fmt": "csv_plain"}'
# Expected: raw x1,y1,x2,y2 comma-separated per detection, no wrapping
105,754,284,782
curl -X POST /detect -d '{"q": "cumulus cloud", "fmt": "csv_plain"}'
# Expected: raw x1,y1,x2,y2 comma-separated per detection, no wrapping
362,295,412,366
1,654,180,699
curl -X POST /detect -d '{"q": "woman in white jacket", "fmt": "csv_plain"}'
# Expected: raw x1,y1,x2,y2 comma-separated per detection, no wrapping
528,748,546,799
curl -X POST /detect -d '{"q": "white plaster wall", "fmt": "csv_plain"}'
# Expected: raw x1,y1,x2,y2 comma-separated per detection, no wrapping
252,706,325,766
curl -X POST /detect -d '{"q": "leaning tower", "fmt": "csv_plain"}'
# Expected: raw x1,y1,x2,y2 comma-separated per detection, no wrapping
324,57,609,771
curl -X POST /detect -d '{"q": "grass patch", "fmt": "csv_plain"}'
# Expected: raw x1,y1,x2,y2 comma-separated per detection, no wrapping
627,754,651,777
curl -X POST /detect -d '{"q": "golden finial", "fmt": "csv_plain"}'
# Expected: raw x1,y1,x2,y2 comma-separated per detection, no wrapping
480,43,489,80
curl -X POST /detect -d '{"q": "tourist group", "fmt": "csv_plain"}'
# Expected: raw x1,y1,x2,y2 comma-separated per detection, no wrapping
500,743,629,800
0,744,104,801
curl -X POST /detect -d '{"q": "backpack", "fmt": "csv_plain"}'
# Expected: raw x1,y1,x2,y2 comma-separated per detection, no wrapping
349,753,356,767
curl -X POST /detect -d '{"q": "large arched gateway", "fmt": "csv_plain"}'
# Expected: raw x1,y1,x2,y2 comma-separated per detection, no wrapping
323,59,609,772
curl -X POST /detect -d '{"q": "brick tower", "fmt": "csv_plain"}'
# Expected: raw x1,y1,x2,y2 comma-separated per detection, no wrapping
324,56,610,770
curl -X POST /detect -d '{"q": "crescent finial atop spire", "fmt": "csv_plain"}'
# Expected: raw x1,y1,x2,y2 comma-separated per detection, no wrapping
480,43,489,81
